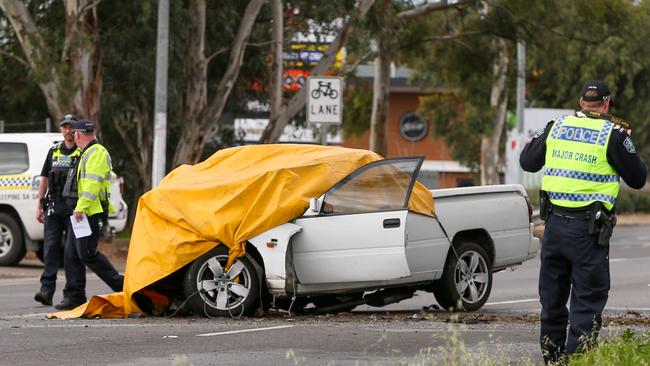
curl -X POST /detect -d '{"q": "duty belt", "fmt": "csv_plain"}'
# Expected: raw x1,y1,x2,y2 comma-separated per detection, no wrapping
550,205,591,220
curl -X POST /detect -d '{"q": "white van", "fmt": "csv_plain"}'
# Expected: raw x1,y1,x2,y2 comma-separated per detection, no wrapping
0,133,128,265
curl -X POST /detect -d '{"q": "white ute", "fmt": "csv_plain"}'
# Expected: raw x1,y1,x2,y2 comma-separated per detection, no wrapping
182,157,540,316
0,133,128,266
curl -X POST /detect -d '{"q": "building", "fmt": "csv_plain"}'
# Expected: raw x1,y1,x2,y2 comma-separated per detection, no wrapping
342,65,475,188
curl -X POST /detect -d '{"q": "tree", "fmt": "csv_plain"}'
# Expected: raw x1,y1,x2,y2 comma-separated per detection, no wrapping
171,0,266,167
259,0,376,143
396,1,519,184
0,0,103,132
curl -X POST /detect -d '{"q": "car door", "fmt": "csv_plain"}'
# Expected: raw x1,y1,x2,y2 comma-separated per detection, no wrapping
292,157,423,284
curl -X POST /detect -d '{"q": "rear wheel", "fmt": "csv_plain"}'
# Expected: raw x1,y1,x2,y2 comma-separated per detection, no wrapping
0,212,25,266
433,241,492,312
183,245,260,317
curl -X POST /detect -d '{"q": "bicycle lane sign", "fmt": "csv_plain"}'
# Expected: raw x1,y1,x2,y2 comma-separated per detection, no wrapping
307,76,342,125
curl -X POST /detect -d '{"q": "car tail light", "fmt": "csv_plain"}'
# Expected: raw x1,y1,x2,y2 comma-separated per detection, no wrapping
118,176,125,194
525,196,533,223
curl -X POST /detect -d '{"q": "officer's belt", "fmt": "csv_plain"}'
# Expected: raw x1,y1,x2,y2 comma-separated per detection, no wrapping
550,205,591,220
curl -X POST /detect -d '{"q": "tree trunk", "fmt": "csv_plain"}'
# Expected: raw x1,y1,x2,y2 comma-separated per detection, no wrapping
369,47,390,157
182,0,208,127
0,0,103,131
480,38,509,185
259,0,376,143
173,0,265,167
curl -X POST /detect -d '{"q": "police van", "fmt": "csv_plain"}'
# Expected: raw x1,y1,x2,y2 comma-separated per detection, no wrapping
0,133,128,266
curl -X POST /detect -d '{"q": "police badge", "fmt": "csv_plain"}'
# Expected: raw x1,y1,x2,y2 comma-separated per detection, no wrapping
623,136,636,153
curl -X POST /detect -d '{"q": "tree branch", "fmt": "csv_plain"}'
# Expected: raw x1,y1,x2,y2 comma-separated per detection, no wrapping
397,0,477,19
0,48,29,67
205,46,228,64
78,0,103,21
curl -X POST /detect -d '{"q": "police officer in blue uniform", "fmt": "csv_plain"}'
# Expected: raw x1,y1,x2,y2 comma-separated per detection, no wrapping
520,80,647,364
34,114,81,306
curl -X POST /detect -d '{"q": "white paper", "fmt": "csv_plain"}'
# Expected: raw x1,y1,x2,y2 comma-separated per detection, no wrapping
70,214,92,238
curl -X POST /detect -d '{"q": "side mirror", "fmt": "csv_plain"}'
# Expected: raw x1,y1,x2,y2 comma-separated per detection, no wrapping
309,197,322,213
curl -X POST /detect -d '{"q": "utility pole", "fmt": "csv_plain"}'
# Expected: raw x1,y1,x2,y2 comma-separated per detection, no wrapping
45,118,51,132
151,0,170,188
516,41,526,185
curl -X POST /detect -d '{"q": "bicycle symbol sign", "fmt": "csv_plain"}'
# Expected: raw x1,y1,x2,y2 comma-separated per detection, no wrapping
307,77,342,125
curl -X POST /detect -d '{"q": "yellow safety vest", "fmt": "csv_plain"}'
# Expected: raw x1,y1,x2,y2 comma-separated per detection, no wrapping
75,142,114,216
541,114,619,211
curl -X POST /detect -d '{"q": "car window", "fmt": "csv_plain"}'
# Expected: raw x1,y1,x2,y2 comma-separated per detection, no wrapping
0,142,29,174
322,158,423,214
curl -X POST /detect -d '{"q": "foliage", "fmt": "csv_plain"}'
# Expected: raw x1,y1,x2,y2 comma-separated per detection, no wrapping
567,330,650,366
342,77,373,138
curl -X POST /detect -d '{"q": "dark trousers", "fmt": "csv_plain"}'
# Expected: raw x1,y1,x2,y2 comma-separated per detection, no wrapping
62,213,123,303
539,214,610,363
39,204,69,298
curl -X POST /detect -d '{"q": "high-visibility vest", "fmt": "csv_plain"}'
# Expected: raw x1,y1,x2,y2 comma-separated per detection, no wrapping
75,142,115,216
541,113,619,211
48,143,81,200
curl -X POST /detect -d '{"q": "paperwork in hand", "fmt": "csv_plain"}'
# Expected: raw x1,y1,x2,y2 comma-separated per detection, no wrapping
70,214,92,238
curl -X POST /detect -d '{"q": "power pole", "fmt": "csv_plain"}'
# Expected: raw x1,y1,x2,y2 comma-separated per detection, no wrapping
151,0,170,188
516,41,526,185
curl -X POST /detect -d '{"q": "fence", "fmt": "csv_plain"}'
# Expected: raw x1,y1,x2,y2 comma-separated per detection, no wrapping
0,118,53,133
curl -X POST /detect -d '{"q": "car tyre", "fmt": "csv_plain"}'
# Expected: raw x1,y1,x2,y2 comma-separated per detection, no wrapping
183,245,260,317
0,212,26,266
433,241,492,312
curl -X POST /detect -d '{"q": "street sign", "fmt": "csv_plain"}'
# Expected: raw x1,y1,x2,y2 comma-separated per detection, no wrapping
307,76,342,125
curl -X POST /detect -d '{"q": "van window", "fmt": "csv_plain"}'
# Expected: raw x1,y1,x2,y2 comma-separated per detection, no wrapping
0,143,29,174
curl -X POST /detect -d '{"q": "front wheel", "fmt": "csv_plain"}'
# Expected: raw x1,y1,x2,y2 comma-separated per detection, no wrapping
0,212,26,266
183,245,260,317
433,241,492,312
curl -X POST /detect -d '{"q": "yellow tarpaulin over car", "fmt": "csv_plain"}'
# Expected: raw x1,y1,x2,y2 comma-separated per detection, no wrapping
50,144,435,319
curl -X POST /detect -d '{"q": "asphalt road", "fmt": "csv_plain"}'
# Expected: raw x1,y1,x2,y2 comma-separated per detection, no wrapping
1,225,648,365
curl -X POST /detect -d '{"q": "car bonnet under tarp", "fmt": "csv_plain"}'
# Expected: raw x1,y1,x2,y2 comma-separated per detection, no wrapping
50,144,435,319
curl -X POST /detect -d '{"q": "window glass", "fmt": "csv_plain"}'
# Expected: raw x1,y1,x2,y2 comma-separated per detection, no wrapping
0,143,29,174
322,159,421,214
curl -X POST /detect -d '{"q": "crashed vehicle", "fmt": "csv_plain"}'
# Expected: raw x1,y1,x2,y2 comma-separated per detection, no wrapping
54,145,538,319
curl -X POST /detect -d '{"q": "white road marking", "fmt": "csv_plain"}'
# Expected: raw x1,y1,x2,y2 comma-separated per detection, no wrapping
605,307,650,312
196,324,294,337
610,256,650,263
1,312,50,319
485,298,538,306
0,274,100,286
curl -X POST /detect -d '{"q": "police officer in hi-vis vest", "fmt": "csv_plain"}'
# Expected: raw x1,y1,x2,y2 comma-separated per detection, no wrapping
34,114,82,306
520,80,647,364
55,119,124,311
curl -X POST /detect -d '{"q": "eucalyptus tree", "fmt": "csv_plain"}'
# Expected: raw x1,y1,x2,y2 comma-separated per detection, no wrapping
0,0,104,132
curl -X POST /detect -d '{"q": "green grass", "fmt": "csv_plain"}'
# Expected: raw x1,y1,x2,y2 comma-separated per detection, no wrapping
566,329,650,366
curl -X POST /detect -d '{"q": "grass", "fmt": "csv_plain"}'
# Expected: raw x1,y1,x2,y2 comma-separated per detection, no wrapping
566,329,650,366
283,323,650,366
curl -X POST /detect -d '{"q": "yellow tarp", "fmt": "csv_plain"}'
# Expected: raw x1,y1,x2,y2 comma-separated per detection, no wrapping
51,144,435,319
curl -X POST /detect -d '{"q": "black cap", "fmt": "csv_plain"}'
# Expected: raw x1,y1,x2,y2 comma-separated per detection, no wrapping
59,114,78,126
72,119,94,133
580,80,613,106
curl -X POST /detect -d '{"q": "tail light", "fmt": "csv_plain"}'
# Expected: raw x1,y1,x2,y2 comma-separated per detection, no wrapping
525,196,533,223
118,176,125,194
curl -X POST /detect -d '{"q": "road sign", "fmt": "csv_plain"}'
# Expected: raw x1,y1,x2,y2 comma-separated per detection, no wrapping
307,76,342,125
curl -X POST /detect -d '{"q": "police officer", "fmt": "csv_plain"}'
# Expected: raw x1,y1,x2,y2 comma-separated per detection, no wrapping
54,119,124,311
520,80,647,364
34,114,81,306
